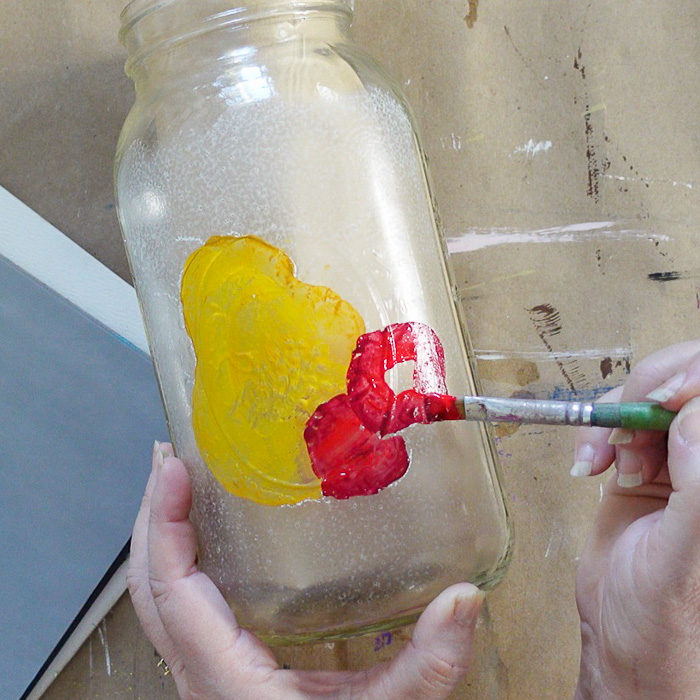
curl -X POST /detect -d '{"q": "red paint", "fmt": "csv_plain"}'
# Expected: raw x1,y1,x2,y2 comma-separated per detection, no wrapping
304,395,409,499
304,322,460,499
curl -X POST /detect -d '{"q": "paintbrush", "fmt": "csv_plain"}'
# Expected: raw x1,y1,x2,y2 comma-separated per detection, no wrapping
454,396,676,431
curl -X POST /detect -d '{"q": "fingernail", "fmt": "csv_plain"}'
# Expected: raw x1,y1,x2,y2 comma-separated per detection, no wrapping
677,401,700,447
570,443,595,477
616,449,643,488
647,371,686,403
617,472,643,488
153,440,164,471
453,590,485,627
608,428,635,445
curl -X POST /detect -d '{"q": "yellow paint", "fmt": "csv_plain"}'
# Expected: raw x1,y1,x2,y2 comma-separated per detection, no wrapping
583,102,606,116
181,235,365,505
461,269,537,293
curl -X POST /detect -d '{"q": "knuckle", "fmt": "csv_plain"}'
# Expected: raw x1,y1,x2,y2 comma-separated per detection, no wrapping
417,650,467,692
149,574,174,607
125,569,141,597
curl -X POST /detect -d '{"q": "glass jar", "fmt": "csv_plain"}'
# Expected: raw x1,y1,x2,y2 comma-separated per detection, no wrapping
115,0,511,643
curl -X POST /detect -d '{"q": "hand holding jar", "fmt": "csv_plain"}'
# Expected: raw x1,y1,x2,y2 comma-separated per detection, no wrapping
127,442,484,700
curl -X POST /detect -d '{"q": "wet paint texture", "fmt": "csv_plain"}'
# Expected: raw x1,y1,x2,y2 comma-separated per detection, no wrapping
182,237,459,504
305,322,461,499
181,235,365,506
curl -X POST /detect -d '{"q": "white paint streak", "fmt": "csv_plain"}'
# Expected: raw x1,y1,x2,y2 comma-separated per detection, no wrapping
174,235,206,243
446,221,670,253
604,173,694,190
599,483,604,503
544,530,561,558
97,620,112,677
475,347,631,362
511,138,553,157
440,133,462,151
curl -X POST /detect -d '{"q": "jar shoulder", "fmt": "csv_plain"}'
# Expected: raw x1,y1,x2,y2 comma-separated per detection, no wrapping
117,38,411,142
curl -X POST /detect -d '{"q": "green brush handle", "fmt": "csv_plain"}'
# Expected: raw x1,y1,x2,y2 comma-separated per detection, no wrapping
590,402,676,431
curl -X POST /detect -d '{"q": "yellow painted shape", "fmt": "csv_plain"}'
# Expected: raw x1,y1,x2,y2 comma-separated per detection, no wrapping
181,235,365,506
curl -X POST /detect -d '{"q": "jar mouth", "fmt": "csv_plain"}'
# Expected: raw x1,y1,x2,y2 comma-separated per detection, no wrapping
120,0,354,74
120,0,353,43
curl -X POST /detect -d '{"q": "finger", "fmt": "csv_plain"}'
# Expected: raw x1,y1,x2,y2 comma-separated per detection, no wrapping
288,584,482,700
147,456,278,687
640,398,700,578
581,399,700,570
620,340,700,402
370,583,482,699
614,438,668,488
667,397,700,493
612,346,700,488
127,441,175,655
646,349,700,411
576,469,670,612
147,452,198,588
571,386,623,478
572,342,700,484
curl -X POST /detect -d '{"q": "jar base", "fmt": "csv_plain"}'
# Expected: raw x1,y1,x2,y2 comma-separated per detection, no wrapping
253,555,511,646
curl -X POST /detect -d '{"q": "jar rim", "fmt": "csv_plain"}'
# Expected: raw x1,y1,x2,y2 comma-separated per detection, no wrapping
120,0,355,71
120,0,353,36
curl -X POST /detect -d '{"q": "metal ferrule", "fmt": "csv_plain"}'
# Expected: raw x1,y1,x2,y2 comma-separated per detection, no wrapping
461,397,594,426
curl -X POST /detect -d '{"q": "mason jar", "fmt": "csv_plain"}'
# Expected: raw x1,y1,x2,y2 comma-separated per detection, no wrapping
115,0,511,643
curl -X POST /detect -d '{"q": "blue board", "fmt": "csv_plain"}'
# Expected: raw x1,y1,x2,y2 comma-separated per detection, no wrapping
0,255,168,700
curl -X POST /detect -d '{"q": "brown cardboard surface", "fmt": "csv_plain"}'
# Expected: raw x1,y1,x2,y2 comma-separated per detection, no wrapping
2,1,698,698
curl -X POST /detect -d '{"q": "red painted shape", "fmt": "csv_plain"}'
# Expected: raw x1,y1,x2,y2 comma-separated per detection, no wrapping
304,395,409,499
304,322,461,499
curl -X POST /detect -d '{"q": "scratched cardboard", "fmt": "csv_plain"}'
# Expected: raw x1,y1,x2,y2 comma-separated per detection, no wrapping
2,1,698,699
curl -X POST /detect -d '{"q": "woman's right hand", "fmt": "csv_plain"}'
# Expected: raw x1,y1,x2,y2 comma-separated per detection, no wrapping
571,340,700,699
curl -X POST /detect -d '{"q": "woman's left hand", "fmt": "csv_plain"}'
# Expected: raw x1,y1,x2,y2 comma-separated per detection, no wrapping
127,442,484,700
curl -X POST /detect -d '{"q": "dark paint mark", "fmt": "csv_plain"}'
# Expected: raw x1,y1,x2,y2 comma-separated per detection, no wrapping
527,303,587,392
647,270,700,282
648,271,682,281
504,25,536,74
465,0,478,27
600,356,631,379
603,133,658,219
528,303,563,336
574,47,605,203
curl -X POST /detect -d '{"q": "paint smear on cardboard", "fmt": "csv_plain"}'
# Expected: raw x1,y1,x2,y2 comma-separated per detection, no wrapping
478,358,540,386
465,0,478,28
527,303,588,391
648,270,700,282
511,139,553,157
446,221,669,254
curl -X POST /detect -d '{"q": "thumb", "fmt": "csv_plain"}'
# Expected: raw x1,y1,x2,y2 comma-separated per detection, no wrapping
667,396,700,493
662,397,700,561
376,583,483,699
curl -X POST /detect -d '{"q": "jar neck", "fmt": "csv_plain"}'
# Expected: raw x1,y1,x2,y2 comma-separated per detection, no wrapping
120,0,354,91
